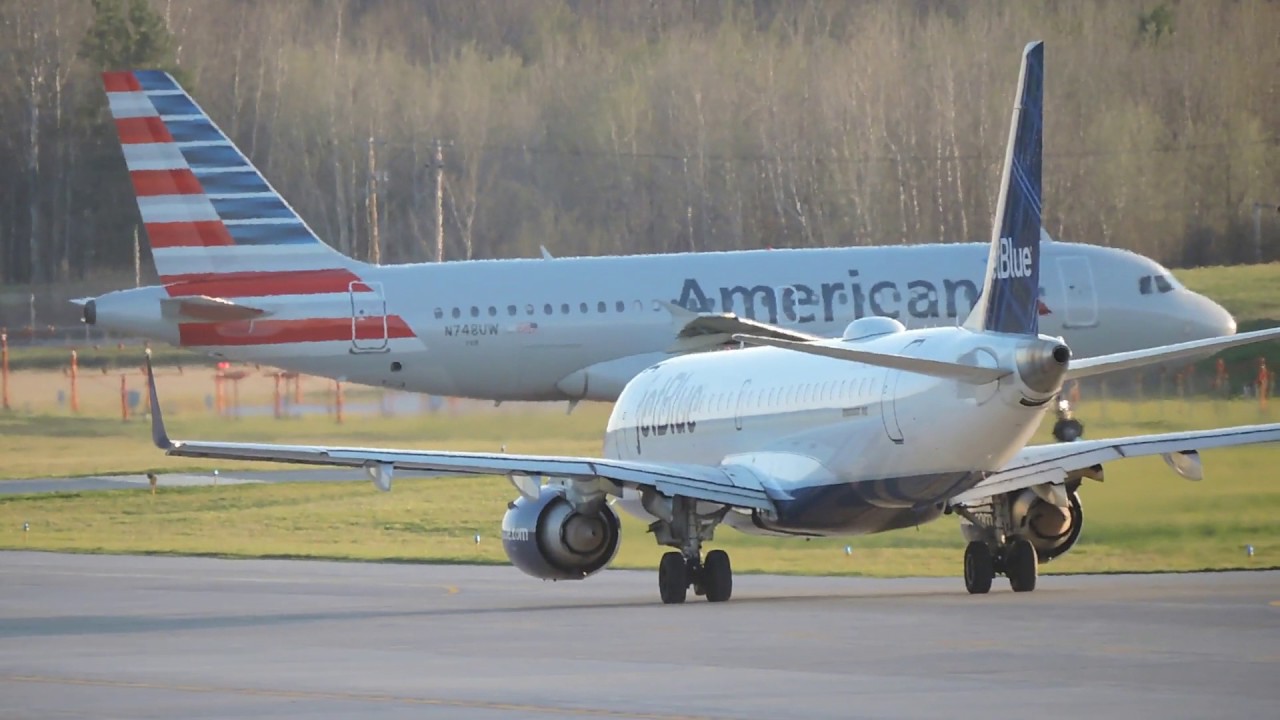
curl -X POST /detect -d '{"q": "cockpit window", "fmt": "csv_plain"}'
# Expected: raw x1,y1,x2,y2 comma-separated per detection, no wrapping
1139,276,1153,295
1154,275,1174,293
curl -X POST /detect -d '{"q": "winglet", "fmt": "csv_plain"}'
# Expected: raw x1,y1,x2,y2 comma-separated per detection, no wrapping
145,351,173,450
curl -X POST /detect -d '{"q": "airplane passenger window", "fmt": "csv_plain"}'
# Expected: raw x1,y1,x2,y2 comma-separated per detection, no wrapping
634,300,643,312
580,302,589,314
560,303,570,314
544,304,553,315
1139,276,1153,295
507,305,517,316
488,306,497,317
452,307,461,319
471,306,480,318
1155,275,1174,293
616,301,625,312
434,308,443,320
597,301,607,313
526,304,535,315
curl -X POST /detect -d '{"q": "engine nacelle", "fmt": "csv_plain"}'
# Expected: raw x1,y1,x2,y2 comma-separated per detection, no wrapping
1011,487,1083,563
501,486,621,580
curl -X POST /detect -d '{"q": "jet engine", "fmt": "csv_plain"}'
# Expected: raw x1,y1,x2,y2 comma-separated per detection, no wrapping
501,485,621,580
1010,487,1083,562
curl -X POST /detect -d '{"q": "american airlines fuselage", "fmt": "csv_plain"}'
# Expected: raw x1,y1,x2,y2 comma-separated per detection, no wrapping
89,238,1234,402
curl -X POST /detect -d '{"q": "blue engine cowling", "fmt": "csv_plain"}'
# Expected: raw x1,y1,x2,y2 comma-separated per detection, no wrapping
501,486,621,580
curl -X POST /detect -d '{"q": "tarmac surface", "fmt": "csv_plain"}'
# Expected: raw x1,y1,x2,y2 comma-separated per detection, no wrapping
1,553,1277,719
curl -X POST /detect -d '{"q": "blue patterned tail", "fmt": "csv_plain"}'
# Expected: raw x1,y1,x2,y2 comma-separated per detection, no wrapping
965,41,1043,336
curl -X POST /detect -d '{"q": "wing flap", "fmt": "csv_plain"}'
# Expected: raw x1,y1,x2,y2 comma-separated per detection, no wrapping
952,423,1280,504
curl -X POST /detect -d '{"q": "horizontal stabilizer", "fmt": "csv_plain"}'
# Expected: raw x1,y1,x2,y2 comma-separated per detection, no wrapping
732,334,1011,385
663,301,818,352
159,296,269,322
1066,326,1280,381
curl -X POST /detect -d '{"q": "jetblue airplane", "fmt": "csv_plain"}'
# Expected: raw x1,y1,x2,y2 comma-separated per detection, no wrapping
144,43,1279,603
86,67,1235,403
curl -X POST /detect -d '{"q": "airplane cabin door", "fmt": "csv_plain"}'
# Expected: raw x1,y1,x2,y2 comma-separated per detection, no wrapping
1056,256,1099,328
881,339,923,444
350,281,390,352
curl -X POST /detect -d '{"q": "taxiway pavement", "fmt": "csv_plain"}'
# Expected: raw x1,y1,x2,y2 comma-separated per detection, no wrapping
1,552,1277,719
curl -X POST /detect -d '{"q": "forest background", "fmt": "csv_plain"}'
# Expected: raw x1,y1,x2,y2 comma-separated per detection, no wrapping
1,0,1278,306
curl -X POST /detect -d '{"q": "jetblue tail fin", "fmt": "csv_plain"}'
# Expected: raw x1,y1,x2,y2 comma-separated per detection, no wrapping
102,71,358,282
963,41,1044,336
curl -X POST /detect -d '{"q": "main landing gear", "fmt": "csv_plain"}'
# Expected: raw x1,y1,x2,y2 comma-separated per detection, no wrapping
649,494,731,604
963,538,1038,594
658,548,732,604
955,491,1040,595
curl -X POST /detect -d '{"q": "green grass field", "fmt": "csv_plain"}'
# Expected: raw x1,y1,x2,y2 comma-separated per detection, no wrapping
0,399,1276,577
1177,262,1280,324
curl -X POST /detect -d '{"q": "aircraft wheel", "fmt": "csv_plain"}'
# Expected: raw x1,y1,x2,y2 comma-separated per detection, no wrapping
658,551,688,604
963,541,994,595
1052,418,1084,442
703,549,733,603
1006,539,1038,592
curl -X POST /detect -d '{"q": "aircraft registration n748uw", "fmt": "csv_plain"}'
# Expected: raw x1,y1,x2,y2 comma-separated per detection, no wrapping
85,64,1236,403
144,42,1280,603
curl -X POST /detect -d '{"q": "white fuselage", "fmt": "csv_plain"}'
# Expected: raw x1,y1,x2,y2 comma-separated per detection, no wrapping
89,240,1233,402
603,325,1060,536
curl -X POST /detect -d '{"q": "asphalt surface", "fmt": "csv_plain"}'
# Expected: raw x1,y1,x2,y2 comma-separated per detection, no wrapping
1,552,1277,719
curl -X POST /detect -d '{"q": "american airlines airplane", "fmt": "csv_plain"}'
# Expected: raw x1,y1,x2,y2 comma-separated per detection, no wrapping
86,66,1235,403
143,43,1279,603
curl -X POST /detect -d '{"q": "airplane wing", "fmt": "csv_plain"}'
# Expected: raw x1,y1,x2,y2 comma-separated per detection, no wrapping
143,356,774,511
950,423,1280,504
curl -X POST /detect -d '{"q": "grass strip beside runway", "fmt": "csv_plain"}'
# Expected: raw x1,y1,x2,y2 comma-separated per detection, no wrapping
1,400,1276,578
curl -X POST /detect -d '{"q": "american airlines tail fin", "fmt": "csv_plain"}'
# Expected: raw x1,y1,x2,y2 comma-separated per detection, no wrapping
102,71,358,283
964,41,1044,336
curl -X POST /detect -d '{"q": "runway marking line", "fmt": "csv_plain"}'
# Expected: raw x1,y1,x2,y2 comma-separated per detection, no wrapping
2,674,728,720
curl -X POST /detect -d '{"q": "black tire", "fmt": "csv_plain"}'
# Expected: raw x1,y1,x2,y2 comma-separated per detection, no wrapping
1006,538,1038,592
963,541,994,595
1052,418,1084,442
658,551,688,604
703,549,733,603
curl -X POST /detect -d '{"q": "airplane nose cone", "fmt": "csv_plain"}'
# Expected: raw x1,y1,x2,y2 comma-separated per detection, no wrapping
1184,293,1236,340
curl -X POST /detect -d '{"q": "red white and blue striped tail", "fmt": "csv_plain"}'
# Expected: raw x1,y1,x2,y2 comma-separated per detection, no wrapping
102,70,358,284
